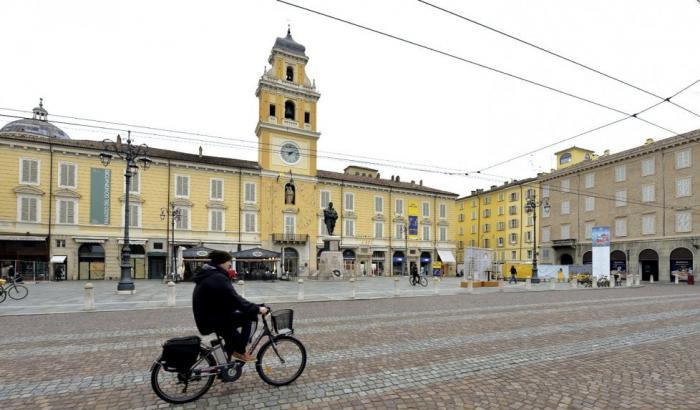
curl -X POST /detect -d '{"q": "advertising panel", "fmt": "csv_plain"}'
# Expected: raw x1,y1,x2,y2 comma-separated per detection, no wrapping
90,168,111,225
407,200,419,239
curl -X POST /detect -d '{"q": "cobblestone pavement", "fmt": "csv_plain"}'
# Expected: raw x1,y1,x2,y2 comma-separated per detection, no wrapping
2,285,700,409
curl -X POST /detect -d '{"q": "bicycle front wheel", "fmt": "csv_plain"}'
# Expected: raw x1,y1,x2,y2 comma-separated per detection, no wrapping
7,285,28,300
256,335,307,386
419,277,428,287
150,349,216,404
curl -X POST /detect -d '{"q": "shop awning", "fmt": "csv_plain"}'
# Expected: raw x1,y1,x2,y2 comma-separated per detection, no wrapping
0,235,46,242
230,247,281,259
50,255,67,264
437,250,456,263
182,246,216,258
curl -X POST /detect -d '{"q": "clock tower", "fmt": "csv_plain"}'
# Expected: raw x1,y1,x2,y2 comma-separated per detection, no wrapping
255,28,321,176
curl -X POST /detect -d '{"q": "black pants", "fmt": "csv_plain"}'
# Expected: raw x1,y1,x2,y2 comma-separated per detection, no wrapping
509,275,517,283
217,311,254,356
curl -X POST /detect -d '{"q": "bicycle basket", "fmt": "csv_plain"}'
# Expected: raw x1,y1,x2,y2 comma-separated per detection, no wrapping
160,335,201,372
0,279,5,286
271,309,294,334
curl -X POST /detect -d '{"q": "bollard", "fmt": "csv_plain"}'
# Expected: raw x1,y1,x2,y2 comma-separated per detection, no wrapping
592,276,598,288
237,280,245,298
626,276,632,287
467,280,474,294
394,277,400,297
610,276,616,288
675,274,679,285
433,277,440,294
525,278,532,290
498,280,504,292
350,277,356,299
635,275,641,286
650,275,654,284
571,279,577,289
84,282,95,311
166,281,176,307
550,279,556,290
297,279,304,301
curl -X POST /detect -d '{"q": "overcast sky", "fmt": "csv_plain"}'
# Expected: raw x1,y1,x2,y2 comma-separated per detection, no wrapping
2,0,699,196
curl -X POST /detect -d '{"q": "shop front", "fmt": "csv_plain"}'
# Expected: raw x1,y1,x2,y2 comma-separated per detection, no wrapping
231,247,281,280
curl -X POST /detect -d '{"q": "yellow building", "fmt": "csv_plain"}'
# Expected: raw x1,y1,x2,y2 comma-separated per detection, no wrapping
0,30,458,281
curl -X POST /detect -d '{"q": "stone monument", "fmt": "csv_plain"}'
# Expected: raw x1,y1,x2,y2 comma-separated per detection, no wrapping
318,202,344,279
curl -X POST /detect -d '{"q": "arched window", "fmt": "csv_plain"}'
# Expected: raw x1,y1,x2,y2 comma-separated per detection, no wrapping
559,153,572,164
286,66,294,81
284,100,295,120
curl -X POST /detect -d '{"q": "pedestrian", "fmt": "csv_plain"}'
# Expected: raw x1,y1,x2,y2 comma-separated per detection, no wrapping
509,265,518,284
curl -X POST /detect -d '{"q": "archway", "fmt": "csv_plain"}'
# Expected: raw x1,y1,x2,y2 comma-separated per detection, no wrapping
78,243,105,280
582,251,592,265
639,249,659,282
284,100,295,120
560,253,573,265
342,249,356,274
610,250,627,272
121,244,146,279
372,251,385,276
420,251,432,275
670,247,693,282
392,251,405,275
283,247,299,276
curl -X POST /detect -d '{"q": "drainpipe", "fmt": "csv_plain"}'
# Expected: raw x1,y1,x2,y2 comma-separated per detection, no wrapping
166,159,171,279
47,141,54,280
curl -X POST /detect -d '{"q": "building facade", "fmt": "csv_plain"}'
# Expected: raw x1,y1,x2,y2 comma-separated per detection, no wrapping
538,132,700,282
0,30,458,281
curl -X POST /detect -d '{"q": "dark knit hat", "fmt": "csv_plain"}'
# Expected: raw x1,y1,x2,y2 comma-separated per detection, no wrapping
209,250,232,265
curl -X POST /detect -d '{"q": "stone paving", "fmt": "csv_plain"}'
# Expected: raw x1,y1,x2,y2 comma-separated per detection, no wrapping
1,285,699,408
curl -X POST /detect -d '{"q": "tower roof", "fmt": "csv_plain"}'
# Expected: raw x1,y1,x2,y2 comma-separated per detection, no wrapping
0,98,70,139
272,27,307,58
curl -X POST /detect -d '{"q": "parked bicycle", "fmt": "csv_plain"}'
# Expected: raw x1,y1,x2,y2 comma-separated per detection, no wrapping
597,276,610,288
0,276,29,303
409,274,428,287
151,306,306,404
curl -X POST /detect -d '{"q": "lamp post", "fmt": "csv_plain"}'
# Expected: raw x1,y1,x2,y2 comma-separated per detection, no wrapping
99,131,152,293
524,193,550,284
160,202,182,283
403,224,409,276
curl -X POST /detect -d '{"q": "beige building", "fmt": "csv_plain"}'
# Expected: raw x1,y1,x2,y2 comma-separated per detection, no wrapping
538,130,700,282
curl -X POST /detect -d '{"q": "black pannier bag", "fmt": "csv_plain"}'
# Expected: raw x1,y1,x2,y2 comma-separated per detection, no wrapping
161,336,202,372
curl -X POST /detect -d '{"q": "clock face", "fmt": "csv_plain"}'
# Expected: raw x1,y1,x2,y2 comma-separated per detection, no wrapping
280,142,301,164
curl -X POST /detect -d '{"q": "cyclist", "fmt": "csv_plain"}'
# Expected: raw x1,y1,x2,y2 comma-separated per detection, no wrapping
410,264,420,285
192,250,268,363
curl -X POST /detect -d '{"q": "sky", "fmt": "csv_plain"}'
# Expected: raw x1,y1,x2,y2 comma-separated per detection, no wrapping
1,0,699,197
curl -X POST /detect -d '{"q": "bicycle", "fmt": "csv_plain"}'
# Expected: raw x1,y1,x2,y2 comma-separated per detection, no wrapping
1,276,29,300
409,274,428,287
150,307,306,404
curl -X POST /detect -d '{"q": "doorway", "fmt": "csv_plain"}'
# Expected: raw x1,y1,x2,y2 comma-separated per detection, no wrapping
148,256,166,280
639,249,659,282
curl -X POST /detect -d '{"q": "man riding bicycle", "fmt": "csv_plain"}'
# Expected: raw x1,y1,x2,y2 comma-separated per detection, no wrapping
192,250,268,363
410,264,420,284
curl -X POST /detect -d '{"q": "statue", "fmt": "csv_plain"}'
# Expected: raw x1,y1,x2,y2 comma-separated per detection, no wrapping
323,202,338,236
284,183,295,205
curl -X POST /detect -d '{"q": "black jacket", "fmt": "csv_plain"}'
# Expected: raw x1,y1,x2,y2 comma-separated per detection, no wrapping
192,264,259,335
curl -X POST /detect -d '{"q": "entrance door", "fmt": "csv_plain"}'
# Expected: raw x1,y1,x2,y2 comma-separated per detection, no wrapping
148,256,166,280
639,249,659,281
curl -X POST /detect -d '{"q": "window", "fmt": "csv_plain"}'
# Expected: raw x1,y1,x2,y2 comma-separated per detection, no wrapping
471,224,477,234
304,112,310,124
439,203,447,219
244,212,256,233
614,165,626,182
584,222,594,239
483,238,490,248
458,226,464,236
395,198,403,215
345,219,355,237
498,192,505,202
642,214,656,235
269,104,276,117
641,158,655,176
18,196,39,222
423,225,431,240
153,242,163,250
497,237,504,247
345,192,355,211
508,219,518,229
210,209,224,231
584,196,594,212
497,206,504,216
210,179,224,200
527,250,533,259
56,239,66,248
472,199,477,208
497,221,505,231
284,100,295,120
20,158,39,184
395,222,405,239
526,188,535,199
676,177,692,197
286,66,294,81
527,216,534,226
676,211,692,233
59,162,77,188
561,200,570,215
57,199,76,224
525,231,533,242
483,196,491,205
509,205,517,215
615,218,627,237
127,203,140,228
560,224,571,240
470,240,476,247
542,205,551,218
320,190,330,209
284,215,295,235
375,196,383,213
244,182,256,203
542,185,550,198
615,190,627,207
559,153,572,164
471,211,477,220
561,179,570,193
439,226,447,241
675,149,691,169
483,223,491,233
483,209,491,218
509,233,518,243
422,202,430,217
176,175,190,198
128,168,140,194
584,173,595,188
509,192,518,202
542,249,550,259
511,251,517,260
642,184,655,202
458,213,465,222
541,227,551,242
175,207,190,230
375,222,384,239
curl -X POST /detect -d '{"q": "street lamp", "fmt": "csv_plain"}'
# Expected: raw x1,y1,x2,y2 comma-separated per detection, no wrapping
160,203,182,283
99,131,152,293
403,224,408,276
524,193,550,284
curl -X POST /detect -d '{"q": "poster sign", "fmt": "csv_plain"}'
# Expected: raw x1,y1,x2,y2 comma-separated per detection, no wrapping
592,226,610,277
592,226,610,247
407,200,419,239
90,168,111,225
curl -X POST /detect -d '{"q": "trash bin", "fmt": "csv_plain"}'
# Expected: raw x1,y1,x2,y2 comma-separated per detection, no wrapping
688,274,694,285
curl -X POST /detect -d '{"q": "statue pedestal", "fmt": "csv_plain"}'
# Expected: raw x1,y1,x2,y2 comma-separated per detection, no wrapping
319,236,343,280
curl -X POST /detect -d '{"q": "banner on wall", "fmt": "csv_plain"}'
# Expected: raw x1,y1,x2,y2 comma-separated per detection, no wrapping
407,200,419,239
90,168,111,225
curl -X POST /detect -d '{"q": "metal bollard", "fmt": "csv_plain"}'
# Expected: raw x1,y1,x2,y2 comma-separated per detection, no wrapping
650,275,654,284
592,276,598,288
84,282,95,311
350,277,356,299
467,280,474,294
433,277,440,294
297,279,304,301
525,278,532,290
237,280,245,298
550,279,556,290
394,277,400,297
167,281,176,307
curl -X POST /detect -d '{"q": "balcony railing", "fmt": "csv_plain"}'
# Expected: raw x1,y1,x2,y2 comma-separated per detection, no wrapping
552,239,576,248
272,233,308,243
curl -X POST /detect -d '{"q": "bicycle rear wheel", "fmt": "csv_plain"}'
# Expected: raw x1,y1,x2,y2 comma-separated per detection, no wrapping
419,277,428,287
0,288,6,303
7,284,28,300
151,349,216,404
256,335,306,386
